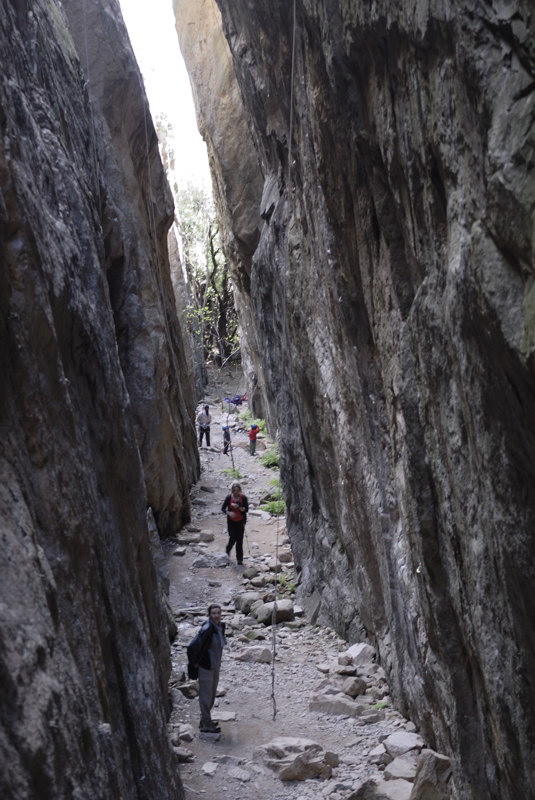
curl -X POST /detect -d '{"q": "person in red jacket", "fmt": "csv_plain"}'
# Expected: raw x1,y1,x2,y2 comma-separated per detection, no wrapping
221,481,249,565
248,424,259,455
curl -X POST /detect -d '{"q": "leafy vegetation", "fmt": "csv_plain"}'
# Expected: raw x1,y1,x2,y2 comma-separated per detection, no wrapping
260,443,280,469
221,467,243,479
175,182,239,365
276,573,296,595
259,499,286,515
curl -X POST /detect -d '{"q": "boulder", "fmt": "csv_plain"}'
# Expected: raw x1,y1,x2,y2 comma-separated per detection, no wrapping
255,599,295,625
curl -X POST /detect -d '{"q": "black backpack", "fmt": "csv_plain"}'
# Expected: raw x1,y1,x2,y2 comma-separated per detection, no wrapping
186,623,212,679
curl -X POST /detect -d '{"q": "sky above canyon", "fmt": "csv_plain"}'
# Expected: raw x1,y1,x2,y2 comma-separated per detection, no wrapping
119,0,211,187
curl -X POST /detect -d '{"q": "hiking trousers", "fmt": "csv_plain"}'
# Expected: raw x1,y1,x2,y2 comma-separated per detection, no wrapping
198,665,220,726
226,519,245,563
199,426,210,446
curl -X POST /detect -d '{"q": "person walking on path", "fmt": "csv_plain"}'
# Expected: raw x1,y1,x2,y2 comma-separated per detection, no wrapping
197,404,212,447
187,604,226,733
222,425,231,455
248,424,259,455
222,481,249,565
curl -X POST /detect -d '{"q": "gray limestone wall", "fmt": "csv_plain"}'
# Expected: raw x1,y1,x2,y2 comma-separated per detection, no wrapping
0,0,193,796
176,1,535,798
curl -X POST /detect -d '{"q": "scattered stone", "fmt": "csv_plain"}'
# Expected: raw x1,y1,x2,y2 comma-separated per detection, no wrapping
199,731,221,742
176,533,201,545
383,731,424,758
235,646,272,663
368,744,390,766
199,531,215,542
255,599,295,625
176,681,198,699
234,591,264,614
410,749,452,799
253,737,336,781
342,676,368,698
214,710,236,722
279,750,333,781
202,761,219,776
243,566,260,578
200,485,216,493
173,547,187,556
228,766,251,782
173,746,195,763
309,693,367,718
344,643,376,666
383,755,418,782
177,724,194,742
191,553,229,568
278,550,293,563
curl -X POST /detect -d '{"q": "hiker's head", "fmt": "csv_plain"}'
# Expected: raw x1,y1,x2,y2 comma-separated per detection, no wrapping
208,604,222,623
204,405,209,414
230,481,241,496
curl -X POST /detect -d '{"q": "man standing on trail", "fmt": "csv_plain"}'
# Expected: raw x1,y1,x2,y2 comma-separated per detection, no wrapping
222,481,249,565
197,404,212,447
188,604,226,733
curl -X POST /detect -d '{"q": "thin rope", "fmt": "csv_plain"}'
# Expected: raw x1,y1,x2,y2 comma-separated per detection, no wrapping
270,0,297,722
287,0,298,189
270,510,281,720
80,0,101,216
138,85,161,274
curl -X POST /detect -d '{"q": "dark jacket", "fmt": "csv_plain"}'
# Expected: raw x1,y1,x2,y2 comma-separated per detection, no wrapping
187,619,226,674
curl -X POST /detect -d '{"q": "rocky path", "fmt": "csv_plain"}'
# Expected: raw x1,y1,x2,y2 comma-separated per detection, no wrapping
164,370,451,800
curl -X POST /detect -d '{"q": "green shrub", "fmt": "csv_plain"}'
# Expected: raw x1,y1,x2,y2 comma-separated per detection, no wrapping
259,499,286,515
276,573,296,594
221,467,243,479
260,444,280,469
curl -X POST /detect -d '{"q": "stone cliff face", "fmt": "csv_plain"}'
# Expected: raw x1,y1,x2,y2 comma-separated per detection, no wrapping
0,0,193,797
175,1,535,798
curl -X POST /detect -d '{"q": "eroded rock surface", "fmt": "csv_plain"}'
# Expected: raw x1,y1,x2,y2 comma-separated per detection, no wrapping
175,2,535,798
0,0,195,797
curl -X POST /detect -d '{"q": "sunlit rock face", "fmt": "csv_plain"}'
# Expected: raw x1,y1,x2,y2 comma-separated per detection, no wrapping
176,1,535,797
0,0,191,796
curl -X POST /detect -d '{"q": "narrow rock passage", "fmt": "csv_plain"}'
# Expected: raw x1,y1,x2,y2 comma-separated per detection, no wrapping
165,371,444,800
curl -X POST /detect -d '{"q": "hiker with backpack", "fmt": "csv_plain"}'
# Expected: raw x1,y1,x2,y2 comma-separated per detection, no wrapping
186,603,226,733
222,481,249,565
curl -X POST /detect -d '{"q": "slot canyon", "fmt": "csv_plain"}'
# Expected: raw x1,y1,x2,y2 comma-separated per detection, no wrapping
0,1,533,799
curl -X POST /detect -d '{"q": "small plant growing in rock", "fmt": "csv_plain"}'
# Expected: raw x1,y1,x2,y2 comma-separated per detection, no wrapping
372,700,391,710
276,573,296,595
221,467,243,479
260,443,280,469
259,499,286,515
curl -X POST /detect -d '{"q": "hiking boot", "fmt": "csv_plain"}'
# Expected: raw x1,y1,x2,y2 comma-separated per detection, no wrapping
200,722,221,733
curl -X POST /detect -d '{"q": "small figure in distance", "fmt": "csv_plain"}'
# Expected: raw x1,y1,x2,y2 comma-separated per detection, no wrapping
187,604,226,734
248,423,259,455
222,481,249,566
197,404,211,447
222,425,231,455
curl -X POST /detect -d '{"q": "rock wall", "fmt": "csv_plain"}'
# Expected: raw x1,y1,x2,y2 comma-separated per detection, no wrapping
175,1,535,798
0,0,194,797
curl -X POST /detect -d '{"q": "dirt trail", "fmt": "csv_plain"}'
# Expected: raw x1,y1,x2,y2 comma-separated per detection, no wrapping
165,370,417,800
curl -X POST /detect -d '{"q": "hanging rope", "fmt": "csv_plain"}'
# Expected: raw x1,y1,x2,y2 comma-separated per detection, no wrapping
270,0,297,723
287,0,298,189
80,0,101,217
